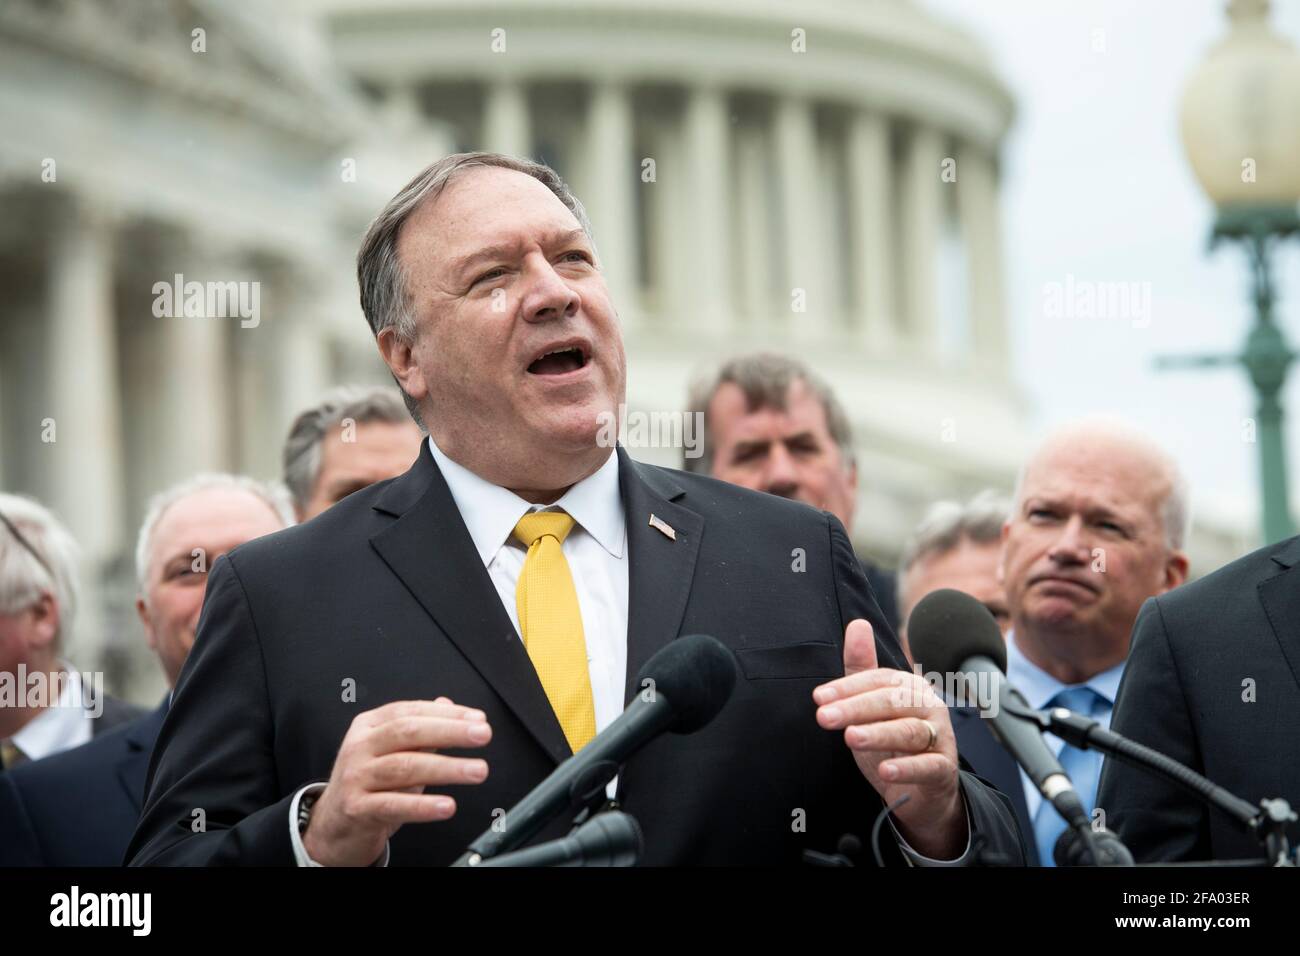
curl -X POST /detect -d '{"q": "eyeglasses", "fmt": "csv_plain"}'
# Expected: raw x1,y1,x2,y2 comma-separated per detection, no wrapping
0,509,54,578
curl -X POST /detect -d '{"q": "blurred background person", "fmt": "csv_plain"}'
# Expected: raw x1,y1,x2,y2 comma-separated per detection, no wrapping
1,493,143,770
283,385,424,521
954,421,1190,866
896,489,1011,661
0,473,293,865
686,353,900,633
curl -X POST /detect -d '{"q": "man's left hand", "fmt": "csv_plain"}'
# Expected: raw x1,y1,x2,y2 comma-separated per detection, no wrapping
814,618,966,860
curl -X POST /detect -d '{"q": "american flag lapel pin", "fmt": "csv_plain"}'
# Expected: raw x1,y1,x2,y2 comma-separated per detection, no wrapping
648,513,676,541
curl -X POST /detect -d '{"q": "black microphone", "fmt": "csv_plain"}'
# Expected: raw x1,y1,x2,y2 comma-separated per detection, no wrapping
452,633,738,866
908,589,1092,838
473,811,643,867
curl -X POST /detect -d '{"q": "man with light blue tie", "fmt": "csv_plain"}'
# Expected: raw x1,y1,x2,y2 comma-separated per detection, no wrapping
949,420,1190,866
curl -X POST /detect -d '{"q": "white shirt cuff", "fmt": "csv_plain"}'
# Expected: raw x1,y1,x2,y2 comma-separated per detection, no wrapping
289,783,390,867
888,792,974,867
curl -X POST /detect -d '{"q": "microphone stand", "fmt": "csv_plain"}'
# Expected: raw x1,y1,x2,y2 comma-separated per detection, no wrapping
1006,698,1296,866
451,759,621,867
467,810,643,867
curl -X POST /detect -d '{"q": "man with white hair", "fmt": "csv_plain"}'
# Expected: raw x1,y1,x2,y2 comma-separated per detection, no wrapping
976,420,1190,866
896,490,1013,659
0,474,292,865
0,493,143,771
282,385,424,522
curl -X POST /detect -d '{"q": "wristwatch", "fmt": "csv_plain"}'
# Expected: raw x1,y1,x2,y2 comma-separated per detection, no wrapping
297,788,322,836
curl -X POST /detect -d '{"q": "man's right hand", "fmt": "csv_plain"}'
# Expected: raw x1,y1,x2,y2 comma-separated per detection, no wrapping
301,697,492,867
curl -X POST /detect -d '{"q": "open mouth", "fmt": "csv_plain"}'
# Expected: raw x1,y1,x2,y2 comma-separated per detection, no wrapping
527,344,589,376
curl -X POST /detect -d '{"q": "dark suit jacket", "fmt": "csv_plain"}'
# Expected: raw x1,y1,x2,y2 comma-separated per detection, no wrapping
127,444,1024,866
951,707,1037,865
0,691,141,769
1097,535,1300,862
93,694,147,738
0,699,166,866
860,561,899,637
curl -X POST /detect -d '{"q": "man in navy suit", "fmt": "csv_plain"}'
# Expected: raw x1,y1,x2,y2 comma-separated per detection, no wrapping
0,474,293,866
895,492,1025,861
1099,534,1300,861
926,423,1190,866
1,492,146,768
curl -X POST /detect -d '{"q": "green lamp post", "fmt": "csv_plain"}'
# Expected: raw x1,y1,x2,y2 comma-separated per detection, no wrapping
1160,0,1300,545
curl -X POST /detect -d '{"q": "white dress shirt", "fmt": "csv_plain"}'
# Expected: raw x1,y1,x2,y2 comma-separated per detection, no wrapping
427,435,629,740
6,665,93,762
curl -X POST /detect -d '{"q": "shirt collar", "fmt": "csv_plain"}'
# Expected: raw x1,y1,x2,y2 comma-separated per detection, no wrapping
426,435,625,566
1005,630,1125,710
11,666,90,761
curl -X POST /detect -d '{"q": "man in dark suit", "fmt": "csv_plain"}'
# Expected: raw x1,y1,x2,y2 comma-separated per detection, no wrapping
1,492,145,768
1097,536,1300,862
0,473,293,865
684,352,901,634
892,492,1025,861
0,705,166,866
128,152,1023,867
947,422,1189,866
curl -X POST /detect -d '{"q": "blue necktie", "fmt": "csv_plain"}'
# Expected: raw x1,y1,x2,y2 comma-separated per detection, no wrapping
1032,685,1106,867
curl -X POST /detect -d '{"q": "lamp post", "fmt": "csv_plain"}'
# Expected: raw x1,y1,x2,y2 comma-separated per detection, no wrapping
1160,0,1300,545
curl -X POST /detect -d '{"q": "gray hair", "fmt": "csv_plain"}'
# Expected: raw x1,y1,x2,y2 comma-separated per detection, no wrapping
685,352,856,475
135,473,295,596
283,385,414,515
897,490,1011,616
1012,419,1192,551
0,493,80,650
356,152,594,425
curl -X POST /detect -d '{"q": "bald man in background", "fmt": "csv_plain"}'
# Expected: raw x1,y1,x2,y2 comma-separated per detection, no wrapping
955,422,1190,866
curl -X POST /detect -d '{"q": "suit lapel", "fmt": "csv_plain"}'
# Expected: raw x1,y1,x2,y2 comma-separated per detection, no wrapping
117,700,168,813
1257,536,1300,695
617,447,704,705
951,706,1037,865
369,443,572,766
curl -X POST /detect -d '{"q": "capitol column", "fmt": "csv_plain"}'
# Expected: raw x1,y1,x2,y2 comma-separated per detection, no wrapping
848,109,895,351
45,199,125,565
957,141,1007,367
734,122,773,324
774,95,826,336
276,266,333,424
586,80,638,324
484,78,531,157
683,84,731,333
154,239,235,485
900,124,943,352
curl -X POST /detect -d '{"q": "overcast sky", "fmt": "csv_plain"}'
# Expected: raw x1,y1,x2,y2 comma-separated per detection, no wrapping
922,0,1300,536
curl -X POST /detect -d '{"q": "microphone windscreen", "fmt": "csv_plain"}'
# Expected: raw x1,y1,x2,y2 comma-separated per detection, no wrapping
908,588,1007,677
636,634,738,733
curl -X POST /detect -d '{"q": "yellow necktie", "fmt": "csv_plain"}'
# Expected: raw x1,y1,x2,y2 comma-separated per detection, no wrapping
0,739,26,771
513,511,597,754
